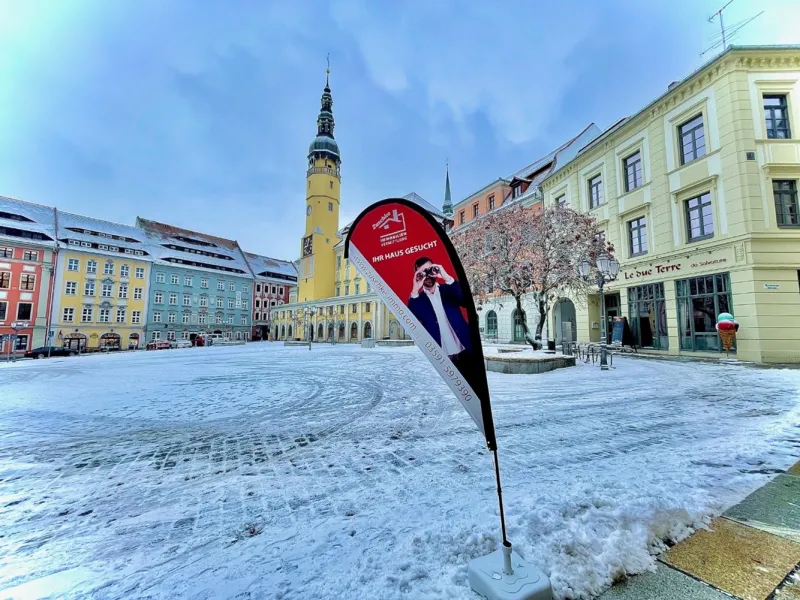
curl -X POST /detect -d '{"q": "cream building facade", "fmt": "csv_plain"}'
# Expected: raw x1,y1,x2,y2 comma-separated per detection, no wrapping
540,45,800,364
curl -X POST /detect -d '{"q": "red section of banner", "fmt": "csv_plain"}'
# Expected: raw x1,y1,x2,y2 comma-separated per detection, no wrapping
346,198,496,450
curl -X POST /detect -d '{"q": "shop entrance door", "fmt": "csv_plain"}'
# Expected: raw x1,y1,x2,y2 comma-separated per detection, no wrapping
604,293,621,344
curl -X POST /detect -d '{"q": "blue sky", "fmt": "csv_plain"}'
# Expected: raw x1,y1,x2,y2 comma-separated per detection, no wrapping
1,0,798,259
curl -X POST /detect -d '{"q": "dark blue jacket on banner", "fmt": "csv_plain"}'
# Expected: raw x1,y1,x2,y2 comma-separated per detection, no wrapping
407,281,472,355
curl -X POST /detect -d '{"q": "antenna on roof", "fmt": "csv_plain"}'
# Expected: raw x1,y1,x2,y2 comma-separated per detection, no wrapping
702,0,762,58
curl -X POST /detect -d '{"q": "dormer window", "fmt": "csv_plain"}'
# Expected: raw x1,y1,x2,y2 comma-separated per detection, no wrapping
0,211,34,223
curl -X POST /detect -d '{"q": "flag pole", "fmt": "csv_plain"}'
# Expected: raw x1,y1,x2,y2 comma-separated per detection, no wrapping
491,446,513,576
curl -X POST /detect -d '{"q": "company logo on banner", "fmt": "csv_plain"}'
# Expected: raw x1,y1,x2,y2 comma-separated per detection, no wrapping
345,198,497,450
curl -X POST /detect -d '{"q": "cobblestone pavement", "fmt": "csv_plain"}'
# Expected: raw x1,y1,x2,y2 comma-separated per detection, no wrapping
1,344,799,599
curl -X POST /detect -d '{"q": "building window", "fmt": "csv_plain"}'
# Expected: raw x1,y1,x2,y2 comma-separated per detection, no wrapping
488,195,495,210
99,308,110,323
0,247,12,258
764,95,791,139
16,302,32,320
217,280,225,290
185,276,193,287
588,175,603,208
216,315,222,324
279,286,284,295
68,258,79,271
65,281,77,295
103,261,114,275
119,284,128,298
555,194,566,206
199,296,208,307
171,274,179,285
255,312,260,321
256,283,261,293
328,202,333,211
183,295,192,306
167,330,175,341
364,302,371,312
132,310,141,324
628,283,668,349
135,267,145,279
120,264,130,278
459,211,465,225
773,180,799,227
512,309,526,342
486,310,498,338
628,216,648,257
335,286,340,296
241,315,247,325
19,274,35,290
154,292,163,303
678,114,706,165
63,307,74,322
81,306,93,322
472,204,479,218
0,272,9,289
623,151,643,192
344,284,349,295
87,260,97,274
84,281,95,296
676,273,733,353
156,272,165,283
216,297,223,308
169,292,177,305
355,283,360,295
685,192,714,242
242,300,248,310
228,298,234,309
151,331,161,341
101,283,113,298
134,287,143,300
201,277,209,288
168,312,176,323
182,313,190,324
228,282,235,292
227,315,234,324
14,335,28,351
154,311,162,323
116,308,126,323
23,250,38,261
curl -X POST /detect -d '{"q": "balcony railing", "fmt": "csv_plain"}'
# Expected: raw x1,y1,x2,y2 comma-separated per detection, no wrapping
306,166,341,178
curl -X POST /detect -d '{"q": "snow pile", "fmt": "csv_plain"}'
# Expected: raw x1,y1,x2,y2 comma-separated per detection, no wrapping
0,344,798,599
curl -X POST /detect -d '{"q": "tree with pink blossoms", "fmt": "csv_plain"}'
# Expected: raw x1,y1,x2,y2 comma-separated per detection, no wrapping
452,202,613,349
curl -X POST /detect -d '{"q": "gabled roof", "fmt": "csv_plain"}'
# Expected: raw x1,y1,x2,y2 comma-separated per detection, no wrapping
136,217,251,275
0,195,57,246
57,210,150,258
243,251,298,282
509,123,602,182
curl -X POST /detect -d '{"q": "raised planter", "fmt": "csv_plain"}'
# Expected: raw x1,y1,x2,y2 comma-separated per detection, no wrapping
375,339,415,347
498,348,523,354
485,354,576,374
284,340,310,347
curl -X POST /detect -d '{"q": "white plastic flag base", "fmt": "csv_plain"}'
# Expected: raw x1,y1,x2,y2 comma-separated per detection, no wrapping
468,543,552,600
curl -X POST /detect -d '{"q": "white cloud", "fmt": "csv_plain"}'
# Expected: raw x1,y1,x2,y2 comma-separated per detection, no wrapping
330,0,596,145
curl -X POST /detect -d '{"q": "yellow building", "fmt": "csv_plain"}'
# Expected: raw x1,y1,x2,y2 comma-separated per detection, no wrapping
274,67,451,343
540,45,800,364
51,212,151,351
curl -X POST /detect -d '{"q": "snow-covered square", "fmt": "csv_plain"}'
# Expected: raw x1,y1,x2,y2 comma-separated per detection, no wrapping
1,344,799,599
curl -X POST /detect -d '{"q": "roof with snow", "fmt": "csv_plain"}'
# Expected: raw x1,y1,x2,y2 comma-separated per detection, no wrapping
243,251,298,283
0,195,57,247
136,217,251,276
57,210,151,259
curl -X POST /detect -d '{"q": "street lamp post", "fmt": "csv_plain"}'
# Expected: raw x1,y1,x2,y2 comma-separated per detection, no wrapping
578,252,620,371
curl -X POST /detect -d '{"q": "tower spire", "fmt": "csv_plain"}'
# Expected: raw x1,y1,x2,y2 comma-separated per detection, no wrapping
443,160,453,218
326,53,330,87
308,56,340,165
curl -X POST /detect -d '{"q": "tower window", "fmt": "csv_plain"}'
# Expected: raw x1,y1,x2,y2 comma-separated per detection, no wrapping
328,202,333,211
330,181,333,189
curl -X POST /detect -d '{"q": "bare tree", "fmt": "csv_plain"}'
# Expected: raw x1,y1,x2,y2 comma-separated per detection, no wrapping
452,202,612,349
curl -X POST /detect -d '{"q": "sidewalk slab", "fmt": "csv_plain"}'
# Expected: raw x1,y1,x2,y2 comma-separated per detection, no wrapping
598,564,730,599
724,474,800,543
662,518,800,600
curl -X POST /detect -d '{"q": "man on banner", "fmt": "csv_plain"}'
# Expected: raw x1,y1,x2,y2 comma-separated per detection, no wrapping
408,256,472,372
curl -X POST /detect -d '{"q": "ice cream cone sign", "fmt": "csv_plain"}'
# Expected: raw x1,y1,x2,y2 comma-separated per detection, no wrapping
716,312,738,354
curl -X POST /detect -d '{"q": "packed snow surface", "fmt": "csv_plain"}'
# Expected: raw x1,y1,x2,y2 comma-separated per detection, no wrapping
1,344,799,599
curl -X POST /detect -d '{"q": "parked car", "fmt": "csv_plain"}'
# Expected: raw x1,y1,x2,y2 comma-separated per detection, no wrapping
146,340,172,351
175,339,192,349
24,346,77,359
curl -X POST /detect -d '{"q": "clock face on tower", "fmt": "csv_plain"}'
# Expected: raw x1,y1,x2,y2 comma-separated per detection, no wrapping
302,235,313,257
306,205,312,216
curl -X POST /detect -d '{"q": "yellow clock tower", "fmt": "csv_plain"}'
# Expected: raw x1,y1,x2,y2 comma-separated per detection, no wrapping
298,63,341,302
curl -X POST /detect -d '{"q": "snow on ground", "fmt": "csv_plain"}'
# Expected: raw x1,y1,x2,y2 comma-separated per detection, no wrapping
1,344,799,599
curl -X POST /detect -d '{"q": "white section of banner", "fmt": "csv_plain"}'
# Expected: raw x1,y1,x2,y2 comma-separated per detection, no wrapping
349,244,486,438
